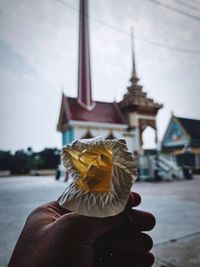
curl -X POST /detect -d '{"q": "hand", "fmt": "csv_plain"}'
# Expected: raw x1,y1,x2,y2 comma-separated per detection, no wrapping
8,192,155,267
94,193,155,267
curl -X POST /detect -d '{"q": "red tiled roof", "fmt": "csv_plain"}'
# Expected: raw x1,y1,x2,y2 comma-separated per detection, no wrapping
64,96,125,124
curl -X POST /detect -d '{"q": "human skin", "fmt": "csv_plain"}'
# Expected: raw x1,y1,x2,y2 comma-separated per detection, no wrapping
8,192,155,267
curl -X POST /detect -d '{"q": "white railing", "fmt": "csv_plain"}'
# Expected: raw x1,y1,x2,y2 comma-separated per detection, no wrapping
138,154,183,180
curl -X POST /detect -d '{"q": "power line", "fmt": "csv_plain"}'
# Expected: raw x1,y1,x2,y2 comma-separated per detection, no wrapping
55,0,77,11
92,17,200,54
146,0,200,21
135,36,200,54
54,0,200,55
188,0,200,6
172,0,200,13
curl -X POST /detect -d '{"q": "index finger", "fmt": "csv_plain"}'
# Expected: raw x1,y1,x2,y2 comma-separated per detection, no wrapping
125,192,141,210
127,209,156,232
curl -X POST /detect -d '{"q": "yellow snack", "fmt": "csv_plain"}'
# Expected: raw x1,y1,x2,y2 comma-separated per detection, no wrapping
59,137,137,217
65,147,112,192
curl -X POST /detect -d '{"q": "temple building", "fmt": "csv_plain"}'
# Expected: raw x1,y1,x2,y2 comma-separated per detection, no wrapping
162,115,200,171
57,0,162,154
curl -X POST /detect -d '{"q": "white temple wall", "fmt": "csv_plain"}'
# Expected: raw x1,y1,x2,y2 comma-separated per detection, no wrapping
113,130,123,139
122,131,137,152
74,127,86,140
129,112,138,127
135,127,141,152
74,127,137,152
73,123,138,152
74,127,124,140
90,129,108,139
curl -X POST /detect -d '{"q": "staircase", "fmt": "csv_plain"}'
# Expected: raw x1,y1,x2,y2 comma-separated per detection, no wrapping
138,154,183,181
156,155,183,180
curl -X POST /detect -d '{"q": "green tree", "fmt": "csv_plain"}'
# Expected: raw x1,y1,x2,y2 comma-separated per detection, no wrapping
38,148,60,169
11,150,32,174
0,151,13,170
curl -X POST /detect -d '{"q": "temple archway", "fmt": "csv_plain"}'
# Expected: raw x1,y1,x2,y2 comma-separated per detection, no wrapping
142,126,157,150
139,119,158,151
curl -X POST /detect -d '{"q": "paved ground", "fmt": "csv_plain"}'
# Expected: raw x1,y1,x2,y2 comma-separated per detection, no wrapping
0,175,200,267
133,177,200,267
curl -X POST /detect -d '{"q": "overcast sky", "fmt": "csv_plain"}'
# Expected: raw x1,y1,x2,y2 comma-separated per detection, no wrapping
0,0,200,151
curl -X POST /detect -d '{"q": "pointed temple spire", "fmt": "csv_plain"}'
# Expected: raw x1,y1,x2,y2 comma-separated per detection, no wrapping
131,28,136,76
120,28,163,113
130,28,139,86
77,0,94,110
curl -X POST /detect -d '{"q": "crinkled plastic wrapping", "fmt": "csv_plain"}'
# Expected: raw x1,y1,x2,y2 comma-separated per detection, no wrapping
58,137,137,217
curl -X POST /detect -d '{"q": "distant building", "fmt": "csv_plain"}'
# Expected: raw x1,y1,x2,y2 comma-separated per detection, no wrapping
162,115,200,170
57,0,162,154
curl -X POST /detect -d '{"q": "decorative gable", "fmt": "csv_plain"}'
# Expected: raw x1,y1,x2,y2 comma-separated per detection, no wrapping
81,130,94,139
57,94,70,132
162,117,190,148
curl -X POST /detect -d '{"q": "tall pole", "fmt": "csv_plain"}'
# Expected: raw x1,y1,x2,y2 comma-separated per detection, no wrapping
77,0,94,109
154,124,161,181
